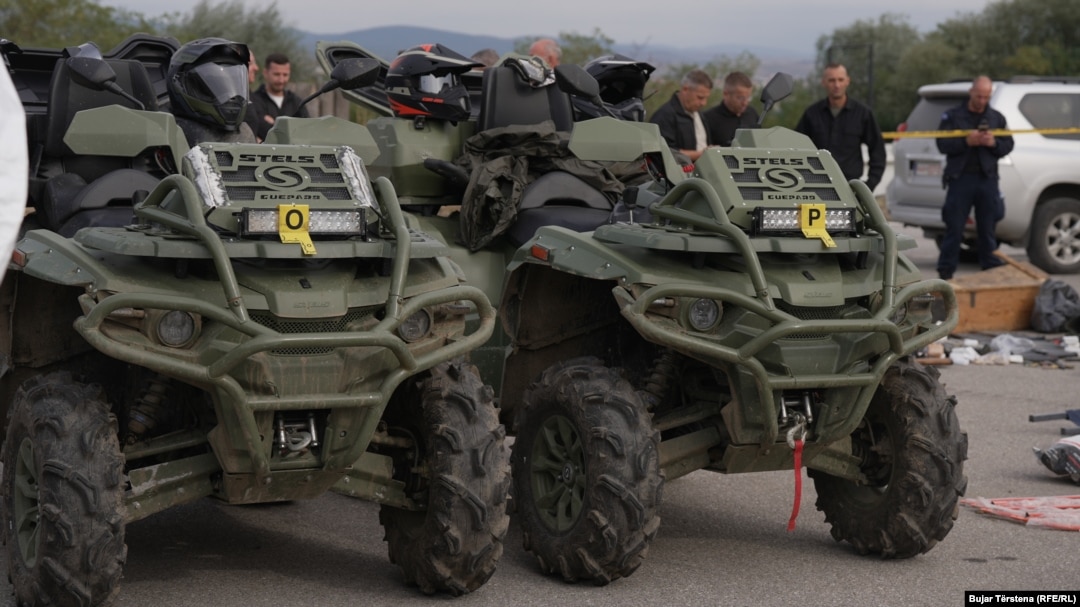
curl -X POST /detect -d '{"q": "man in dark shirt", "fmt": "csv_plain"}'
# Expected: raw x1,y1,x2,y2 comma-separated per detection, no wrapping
649,69,713,163
795,63,885,191
704,71,759,146
245,52,308,142
935,76,1014,279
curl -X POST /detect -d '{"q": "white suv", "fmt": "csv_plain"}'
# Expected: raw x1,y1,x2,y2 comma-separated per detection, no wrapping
886,78,1080,273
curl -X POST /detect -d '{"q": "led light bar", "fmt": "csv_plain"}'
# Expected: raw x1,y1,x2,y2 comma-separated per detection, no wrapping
754,207,857,234
240,208,365,236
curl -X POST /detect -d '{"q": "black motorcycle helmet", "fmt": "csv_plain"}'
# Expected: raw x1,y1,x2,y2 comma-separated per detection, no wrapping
385,44,481,122
572,54,656,122
167,38,249,131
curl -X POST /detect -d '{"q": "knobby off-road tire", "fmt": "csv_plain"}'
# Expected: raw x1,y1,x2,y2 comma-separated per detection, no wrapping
810,359,968,558
1,373,126,607
379,361,510,596
512,358,663,585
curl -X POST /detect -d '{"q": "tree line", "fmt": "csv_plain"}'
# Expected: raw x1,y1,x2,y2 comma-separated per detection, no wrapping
4,0,1079,132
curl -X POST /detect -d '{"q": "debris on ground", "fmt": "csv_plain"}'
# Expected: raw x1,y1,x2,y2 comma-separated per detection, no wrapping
916,331,1079,368
1034,435,1080,486
961,495,1080,531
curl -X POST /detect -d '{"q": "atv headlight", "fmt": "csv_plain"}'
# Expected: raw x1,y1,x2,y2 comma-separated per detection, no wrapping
686,298,721,331
397,309,432,342
755,208,856,234
155,310,198,347
240,208,365,236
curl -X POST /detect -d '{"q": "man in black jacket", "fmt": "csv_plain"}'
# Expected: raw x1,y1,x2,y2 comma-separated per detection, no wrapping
795,63,885,191
704,71,758,146
649,69,713,163
245,52,308,142
935,76,1014,279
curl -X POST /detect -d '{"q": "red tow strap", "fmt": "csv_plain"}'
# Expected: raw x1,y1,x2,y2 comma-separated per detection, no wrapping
787,437,804,532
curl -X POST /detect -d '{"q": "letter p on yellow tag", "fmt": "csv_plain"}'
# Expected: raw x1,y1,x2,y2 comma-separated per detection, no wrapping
278,204,317,255
800,203,836,248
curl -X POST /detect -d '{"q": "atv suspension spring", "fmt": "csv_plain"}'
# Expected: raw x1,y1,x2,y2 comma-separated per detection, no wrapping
638,349,680,411
127,374,172,444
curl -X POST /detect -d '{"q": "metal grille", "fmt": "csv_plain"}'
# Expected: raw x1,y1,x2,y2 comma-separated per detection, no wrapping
320,154,339,169
222,166,257,182
798,169,832,184
775,301,851,340
733,169,760,183
307,187,351,200
250,309,375,356
225,186,258,201
306,167,347,184
215,151,234,167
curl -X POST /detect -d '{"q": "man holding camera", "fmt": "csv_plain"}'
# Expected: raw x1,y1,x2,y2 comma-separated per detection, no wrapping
935,75,1014,280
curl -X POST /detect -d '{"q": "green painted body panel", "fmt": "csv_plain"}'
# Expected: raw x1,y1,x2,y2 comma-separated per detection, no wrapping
10,123,496,517
64,105,189,170
365,116,475,203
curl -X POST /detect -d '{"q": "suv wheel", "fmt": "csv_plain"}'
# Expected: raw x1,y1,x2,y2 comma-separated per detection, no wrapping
1028,196,1080,274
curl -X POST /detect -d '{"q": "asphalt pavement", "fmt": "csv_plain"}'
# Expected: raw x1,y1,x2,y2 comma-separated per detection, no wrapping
3,223,1078,606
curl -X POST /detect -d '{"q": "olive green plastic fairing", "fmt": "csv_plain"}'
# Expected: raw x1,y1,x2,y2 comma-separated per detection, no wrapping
530,414,586,532
508,174,958,457
693,132,860,232
365,116,475,202
567,117,686,185
63,105,188,170
13,161,497,514
263,115,382,163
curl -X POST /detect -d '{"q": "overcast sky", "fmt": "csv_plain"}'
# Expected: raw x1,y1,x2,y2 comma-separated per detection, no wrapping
99,0,996,53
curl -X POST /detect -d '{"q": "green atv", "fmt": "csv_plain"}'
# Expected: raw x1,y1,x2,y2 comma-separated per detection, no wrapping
2,38,508,605
319,42,967,584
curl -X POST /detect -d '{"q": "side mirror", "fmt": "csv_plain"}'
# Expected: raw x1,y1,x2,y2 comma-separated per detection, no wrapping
554,64,600,100
757,72,794,127
65,56,146,111
293,58,381,117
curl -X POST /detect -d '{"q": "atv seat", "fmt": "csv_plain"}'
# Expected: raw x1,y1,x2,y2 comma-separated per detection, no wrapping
38,58,160,235
507,172,613,246
477,64,573,131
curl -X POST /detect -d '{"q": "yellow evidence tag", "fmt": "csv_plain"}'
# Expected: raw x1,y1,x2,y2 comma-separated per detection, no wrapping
799,203,836,248
278,204,317,255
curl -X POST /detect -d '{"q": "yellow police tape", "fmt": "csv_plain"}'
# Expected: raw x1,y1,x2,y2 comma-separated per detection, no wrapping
882,127,1080,140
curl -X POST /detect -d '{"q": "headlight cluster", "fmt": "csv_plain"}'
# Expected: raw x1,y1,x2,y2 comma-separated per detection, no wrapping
686,298,721,331
397,309,432,342
147,309,200,348
754,207,857,234
240,208,366,237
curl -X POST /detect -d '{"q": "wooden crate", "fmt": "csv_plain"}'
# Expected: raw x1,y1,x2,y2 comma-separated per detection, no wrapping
949,254,1048,334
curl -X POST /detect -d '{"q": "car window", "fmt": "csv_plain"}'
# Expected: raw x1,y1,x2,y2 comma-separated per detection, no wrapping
905,95,966,131
1018,93,1080,140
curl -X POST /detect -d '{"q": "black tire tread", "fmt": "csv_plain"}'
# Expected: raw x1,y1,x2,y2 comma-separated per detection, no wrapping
512,357,663,585
2,372,126,607
379,361,510,596
810,359,968,558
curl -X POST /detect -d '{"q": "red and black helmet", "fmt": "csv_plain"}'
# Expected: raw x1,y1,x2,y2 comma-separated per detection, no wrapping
386,44,480,122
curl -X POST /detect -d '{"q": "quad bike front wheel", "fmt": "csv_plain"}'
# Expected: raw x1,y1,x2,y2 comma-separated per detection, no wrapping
1,372,126,607
810,359,968,558
379,361,510,596
512,358,663,585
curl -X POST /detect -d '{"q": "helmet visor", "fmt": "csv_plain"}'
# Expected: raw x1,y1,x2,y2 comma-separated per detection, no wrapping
418,73,456,95
182,62,248,104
